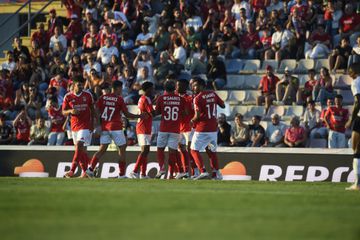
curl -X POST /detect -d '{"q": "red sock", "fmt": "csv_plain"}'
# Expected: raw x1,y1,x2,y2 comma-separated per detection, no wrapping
78,151,87,172
175,151,184,173
90,156,99,170
157,148,165,171
180,149,189,172
141,156,148,176
70,148,80,172
133,154,144,173
207,151,219,170
191,150,206,173
119,160,126,176
83,152,90,167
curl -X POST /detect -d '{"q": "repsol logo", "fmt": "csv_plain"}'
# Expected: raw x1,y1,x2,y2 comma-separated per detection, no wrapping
259,165,355,182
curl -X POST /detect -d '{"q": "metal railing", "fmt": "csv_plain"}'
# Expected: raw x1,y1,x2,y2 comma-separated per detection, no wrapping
0,0,57,48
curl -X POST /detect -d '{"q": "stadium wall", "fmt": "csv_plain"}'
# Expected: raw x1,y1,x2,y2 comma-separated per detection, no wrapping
0,146,355,182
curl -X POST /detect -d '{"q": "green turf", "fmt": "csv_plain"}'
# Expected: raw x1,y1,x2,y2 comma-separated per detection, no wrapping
0,178,359,240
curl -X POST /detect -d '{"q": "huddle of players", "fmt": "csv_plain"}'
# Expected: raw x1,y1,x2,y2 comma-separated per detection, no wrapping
62,75,225,180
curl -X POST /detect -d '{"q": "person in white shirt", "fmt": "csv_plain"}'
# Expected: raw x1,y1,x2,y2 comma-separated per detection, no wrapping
49,26,67,52
232,0,252,20
105,10,130,31
185,12,203,33
263,114,287,147
83,54,101,78
265,22,294,62
133,50,154,80
1,51,16,73
267,0,284,13
97,37,119,66
170,38,187,65
349,35,360,67
303,100,326,146
134,22,154,54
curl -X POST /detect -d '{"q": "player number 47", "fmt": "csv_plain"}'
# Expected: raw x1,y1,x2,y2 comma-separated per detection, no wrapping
101,106,115,121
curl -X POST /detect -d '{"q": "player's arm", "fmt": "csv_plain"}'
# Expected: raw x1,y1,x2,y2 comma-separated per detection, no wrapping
323,109,331,129
347,94,360,128
191,109,201,124
123,110,142,119
62,97,78,116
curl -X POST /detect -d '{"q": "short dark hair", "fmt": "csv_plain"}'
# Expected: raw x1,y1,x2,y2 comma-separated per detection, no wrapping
164,80,176,92
177,78,189,86
141,81,154,91
335,94,343,100
72,75,85,83
192,77,206,87
112,80,123,89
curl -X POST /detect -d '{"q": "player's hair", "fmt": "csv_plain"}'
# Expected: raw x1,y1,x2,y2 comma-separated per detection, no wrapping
141,81,154,91
164,80,176,92
307,100,315,105
72,75,85,83
234,113,243,119
192,77,206,87
177,78,189,86
335,94,343,100
112,80,123,89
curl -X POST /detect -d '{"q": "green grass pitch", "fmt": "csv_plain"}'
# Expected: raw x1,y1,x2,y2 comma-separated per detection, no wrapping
0,178,359,240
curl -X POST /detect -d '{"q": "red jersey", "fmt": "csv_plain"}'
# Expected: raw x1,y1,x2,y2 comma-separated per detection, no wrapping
193,90,224,132
326,106,349,133
83,32,100,47
285,126,305,143
15,120,30,141
290,4,308,20
100,32,118,47
49,77,68,90
97,93,127,131
156,92,185,134
179,93,194,133
136,95,153,135
62,90,94,131
48,106,66,133
340,13,360,33
240,32,260,49
260,75,279,94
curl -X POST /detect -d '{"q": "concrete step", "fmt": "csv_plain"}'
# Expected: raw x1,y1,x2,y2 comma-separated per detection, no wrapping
0,1,66,16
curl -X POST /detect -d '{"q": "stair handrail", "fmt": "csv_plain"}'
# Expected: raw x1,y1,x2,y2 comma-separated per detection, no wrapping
0,0,32,28
0,0,58,48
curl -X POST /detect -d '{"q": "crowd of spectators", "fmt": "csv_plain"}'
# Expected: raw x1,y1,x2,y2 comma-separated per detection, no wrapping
0,0,359,147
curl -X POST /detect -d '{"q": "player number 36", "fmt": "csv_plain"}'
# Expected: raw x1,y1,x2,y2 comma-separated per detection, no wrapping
164,106,179,121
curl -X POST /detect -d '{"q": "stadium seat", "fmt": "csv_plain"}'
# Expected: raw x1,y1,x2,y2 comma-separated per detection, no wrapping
315,59,330,71
240,60,261,73
265,105,286,119
243,75,261,90
225,75,245,89
336,90,354,105
215,90,229,101
309,139,328,148
246,106,265,119
244,90,260,104
217,102,232,117
298,74,308,88
295,59,315,74
259,60,278,73
278,59,297,73
334,75,352,89
225,59,244,74
230,105,249,119
284,105,304,118
227,90,246,104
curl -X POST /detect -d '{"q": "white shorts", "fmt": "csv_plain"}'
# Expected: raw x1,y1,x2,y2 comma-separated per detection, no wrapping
190,131,217,152
137,134,152,146
157,132,181,150
100,130,126,146
72,129,92,146
180,130,194,145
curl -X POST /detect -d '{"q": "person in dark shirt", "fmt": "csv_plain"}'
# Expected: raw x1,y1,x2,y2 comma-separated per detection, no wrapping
329,37,353,72
12,37,31,63
207,51,227,90
0,113,14,145
247,115,265,147
217,113,231,146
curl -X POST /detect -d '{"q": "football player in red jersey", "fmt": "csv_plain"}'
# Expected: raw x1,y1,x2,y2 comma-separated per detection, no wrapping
190,77,225,180
86,80,146,178
154,80,186,179
130,81,154,179
62,76,96,178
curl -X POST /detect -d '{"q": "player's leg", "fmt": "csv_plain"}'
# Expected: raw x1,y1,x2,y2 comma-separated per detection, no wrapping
347,130,360,190
112,130,128,178
131,134,150,179
86,144,108,178
64,131,84,178
190,132,209,180
78,130,93,178
155,132,167,178
140,145,150,179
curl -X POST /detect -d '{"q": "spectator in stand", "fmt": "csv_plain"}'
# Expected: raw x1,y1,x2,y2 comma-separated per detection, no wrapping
47,97,66,146
257,65,280,114
257,29,272,59
207,51,227,90
13,37,30,63
134,22,154,54
49,26,67,59
313,67,335,106
64,14,83,43
83,23,100,49
102,65,118,85
275,67,299,105
234,7,248,34
265,21,295,62
170,38,187,66
26,85,45,120
49,54,67,78
28,117,49,145
12,106,31,145
221,24,239,58
232,0,251,20
1,51,16,73
133,50,154,80
31,23,48,51
324,94,349,148
154,51,175,88
305,24,331,59
247,115,265,147
329,37,352,72
230,113,250,147
284,116,306,147
184,6,203,33
48,70,68,102
287,7,306,60
348,35,360,67
318,97,334,139
0,69,13,119
263,113,287,147
96,37,119,67
338,3,360,46
83,54,101,78
82,37,100,58
303,100,322,146
297,69,317,105
251,0,270,16
100,24,118,47
47,9,63,37
12,53,32,87
217,113,231,146
65,40,82,64
267,0,283,13
104,7,131,33
153,25,170,58
238,22,260,59
0,113,14,145
85,68,103,98
61,0,83,26
255,8,268,31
